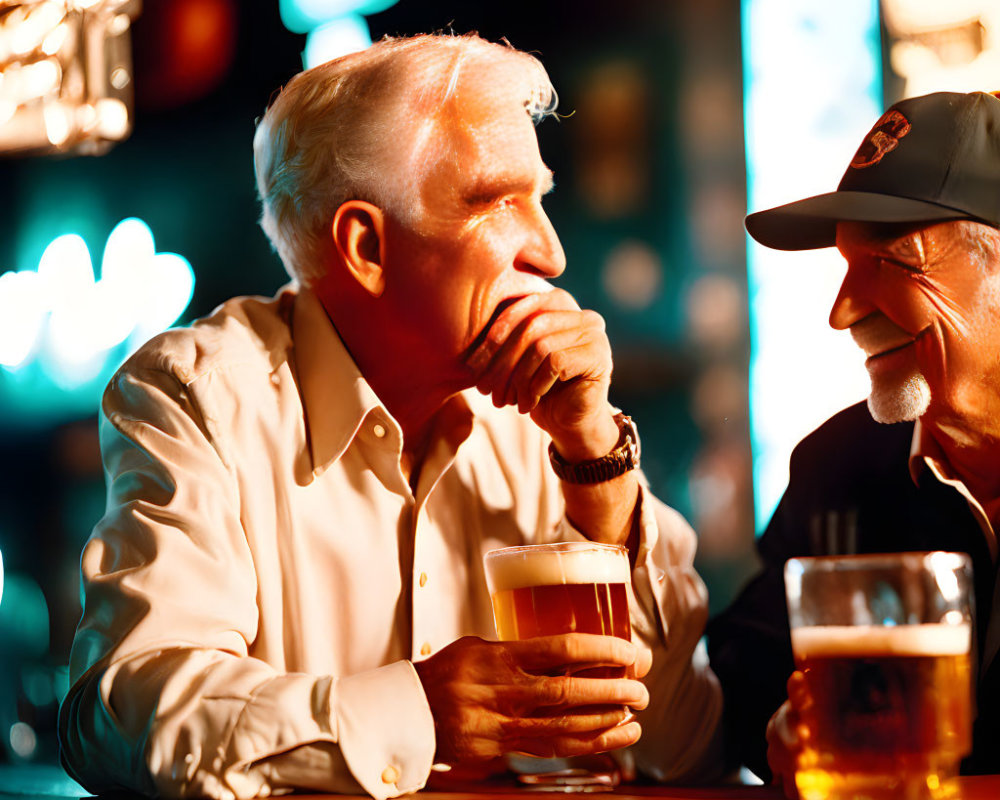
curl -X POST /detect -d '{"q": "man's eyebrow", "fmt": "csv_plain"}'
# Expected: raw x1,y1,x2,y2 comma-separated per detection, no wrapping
463,169,555,203
874,233,925,263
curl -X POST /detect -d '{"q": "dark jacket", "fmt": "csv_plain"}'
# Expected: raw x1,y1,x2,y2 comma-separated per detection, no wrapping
707,401,999,780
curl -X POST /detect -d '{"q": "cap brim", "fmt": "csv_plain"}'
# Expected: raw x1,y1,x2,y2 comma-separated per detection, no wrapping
745,191,972,251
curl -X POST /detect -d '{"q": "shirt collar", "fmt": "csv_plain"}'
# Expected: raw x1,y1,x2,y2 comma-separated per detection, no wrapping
908,418,934,485
292,287,385,475
909,418,998,560
291,287,478,479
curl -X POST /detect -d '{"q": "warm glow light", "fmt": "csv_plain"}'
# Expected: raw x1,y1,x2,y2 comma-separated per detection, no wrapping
10,2,65,55
27,58,61,97
95,96,127,137
0,1,137,155
883,0,1000,98
42,99,70,145
41,20,69,55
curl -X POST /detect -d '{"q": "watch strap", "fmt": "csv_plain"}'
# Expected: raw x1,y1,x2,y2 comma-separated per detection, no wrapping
548,412,640,484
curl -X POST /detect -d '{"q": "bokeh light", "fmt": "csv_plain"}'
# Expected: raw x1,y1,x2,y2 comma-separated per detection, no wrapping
0,218,195,422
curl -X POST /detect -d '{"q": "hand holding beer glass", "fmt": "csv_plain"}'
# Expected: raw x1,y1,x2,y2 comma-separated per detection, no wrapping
783,552,973,800
484,541,640,789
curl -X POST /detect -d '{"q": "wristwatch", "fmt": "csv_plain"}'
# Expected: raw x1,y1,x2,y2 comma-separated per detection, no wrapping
548,412,640,484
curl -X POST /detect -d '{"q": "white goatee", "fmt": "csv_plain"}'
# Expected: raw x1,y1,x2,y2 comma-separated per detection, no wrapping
867,370,931,423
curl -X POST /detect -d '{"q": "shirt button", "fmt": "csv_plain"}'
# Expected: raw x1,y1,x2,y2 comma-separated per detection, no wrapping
373,423,386,439
381,765,400,784
420,642,432,656
419,572,428,587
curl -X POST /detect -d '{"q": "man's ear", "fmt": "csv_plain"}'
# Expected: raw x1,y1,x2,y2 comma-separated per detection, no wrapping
331,200,386,297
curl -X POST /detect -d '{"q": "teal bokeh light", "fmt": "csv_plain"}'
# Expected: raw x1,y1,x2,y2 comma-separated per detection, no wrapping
0,218,195,425
303,16,371,68
0,573,49,661
279,0,399,35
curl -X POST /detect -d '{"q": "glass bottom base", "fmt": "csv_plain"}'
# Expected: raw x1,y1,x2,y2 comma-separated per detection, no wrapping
516,768,617,792
508,754,622,793
796,768,962,800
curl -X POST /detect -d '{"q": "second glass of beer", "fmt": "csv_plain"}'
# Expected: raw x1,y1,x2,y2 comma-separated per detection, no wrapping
784,551,973,800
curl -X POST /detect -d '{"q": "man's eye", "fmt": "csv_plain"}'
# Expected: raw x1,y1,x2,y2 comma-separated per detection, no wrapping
879,257,922,274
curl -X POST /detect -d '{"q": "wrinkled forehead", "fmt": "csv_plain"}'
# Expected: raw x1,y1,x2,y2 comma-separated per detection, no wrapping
401,52,539,156
835,220,951,262
835,219,1000,267
389,54,544,213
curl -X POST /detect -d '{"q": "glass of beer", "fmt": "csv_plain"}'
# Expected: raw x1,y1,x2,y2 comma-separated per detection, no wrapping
784,551,973,800
483,542,632,790
484,541,631,654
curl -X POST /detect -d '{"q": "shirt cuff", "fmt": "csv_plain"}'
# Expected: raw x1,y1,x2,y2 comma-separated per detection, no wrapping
335,660,436,799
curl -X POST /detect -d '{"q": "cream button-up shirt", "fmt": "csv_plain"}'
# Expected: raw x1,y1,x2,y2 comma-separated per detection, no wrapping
58,286,722,799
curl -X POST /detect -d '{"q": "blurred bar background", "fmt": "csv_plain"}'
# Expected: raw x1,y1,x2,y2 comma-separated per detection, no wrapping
0,0,995,775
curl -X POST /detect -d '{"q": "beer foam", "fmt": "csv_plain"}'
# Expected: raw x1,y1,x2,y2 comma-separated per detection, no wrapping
485,545,630,592
792,623,971,659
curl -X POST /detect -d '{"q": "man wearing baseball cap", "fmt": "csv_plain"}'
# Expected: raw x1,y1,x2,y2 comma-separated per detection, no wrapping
707,90,1000,793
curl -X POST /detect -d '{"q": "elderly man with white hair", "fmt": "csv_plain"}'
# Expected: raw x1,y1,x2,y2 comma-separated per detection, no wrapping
58,33,722,799
708,90,1000,795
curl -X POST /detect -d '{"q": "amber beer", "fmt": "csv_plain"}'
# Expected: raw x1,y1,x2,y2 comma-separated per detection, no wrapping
792,622,972,800
484,543,631,675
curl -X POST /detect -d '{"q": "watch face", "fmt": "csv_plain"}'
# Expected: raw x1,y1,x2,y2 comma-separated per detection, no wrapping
619,415,640,464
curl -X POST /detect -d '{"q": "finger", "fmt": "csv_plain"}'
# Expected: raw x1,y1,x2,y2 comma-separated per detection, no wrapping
468,290,580,375
506,633,638,671
512,721,642,759
529,675,649,710
506,707,632,738
522,339,611,413
787,670,813,712
505,326,592,413
510,325,609,414
475,310,588,406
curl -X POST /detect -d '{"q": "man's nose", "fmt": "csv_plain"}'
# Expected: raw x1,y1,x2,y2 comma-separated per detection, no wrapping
829,263,876,330
515,207,566,278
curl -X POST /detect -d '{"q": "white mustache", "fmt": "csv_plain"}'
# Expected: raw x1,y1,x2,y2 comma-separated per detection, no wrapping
849,314,914,357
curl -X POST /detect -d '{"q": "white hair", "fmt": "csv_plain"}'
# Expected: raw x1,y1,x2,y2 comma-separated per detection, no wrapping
253,33,558,286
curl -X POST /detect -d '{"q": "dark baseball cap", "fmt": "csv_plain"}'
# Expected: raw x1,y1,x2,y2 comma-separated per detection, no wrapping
745,91,1000,251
